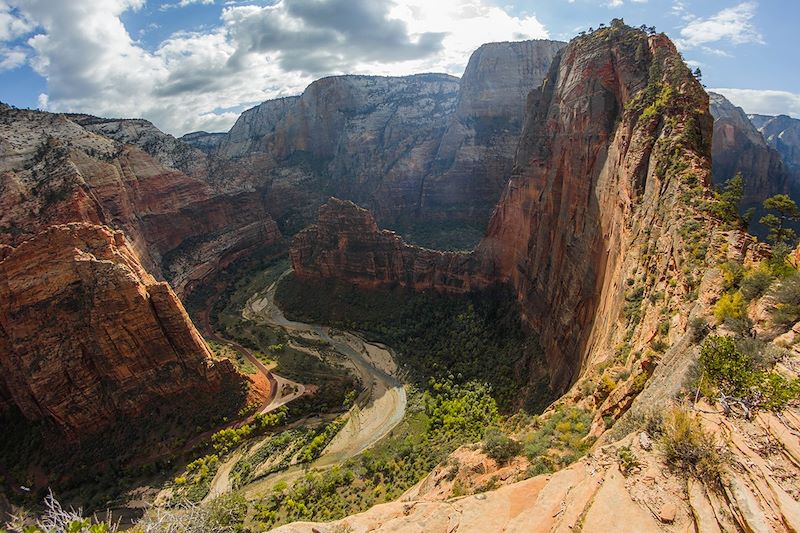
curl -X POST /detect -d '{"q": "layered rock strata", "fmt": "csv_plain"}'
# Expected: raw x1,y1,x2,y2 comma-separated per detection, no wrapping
0,104,283,295
184,41,566,231
709,92,788,203
292,22,717,393
0,223,242,436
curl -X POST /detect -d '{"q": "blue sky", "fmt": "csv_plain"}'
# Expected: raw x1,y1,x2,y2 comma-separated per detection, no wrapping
1,0,797,135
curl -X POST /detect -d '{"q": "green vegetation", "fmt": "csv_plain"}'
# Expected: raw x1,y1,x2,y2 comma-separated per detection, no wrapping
770,272,800,327
250,379,499,529
276,276,551,411
400,219,485,251
483,429,523,465
172,454,220,503
523,406,594,476
210,408,288,455
709,174,746,228
616,445,641,476
699,336,799,413
659,407,724,484
713,291,746,323
760,194,799,247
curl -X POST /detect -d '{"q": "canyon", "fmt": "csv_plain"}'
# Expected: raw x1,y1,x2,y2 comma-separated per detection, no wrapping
1,17,799,533
293,22,716,393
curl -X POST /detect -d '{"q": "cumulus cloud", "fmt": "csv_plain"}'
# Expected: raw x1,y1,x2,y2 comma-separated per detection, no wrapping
711,88,800,119
0,0,33,41
678,2,764,49
5,0,550,135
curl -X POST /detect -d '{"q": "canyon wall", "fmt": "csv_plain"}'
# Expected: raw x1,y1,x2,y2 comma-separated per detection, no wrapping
709,92,788,204
183,41,565,234
291,198,484,291
0,223,243,437
0,104,283,295
750,113,800,191
292,22,717,392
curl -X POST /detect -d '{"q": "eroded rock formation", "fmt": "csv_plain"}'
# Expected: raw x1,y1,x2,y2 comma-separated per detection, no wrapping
184,41,565,233
291,22,717,393
291,198,482,292
0,223,244,437
709,92,788,204
0,104,283,295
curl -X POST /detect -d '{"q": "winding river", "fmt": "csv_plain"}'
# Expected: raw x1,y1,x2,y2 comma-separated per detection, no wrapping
208,270,407,499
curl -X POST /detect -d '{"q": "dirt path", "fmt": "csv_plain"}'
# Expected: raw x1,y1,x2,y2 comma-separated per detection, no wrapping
200,293,304,416
239,270,407,497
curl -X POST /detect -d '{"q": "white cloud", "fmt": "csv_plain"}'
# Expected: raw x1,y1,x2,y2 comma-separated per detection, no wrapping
161,0,215,10
0,44,24,70
0,0,34,41
711,88,800,119
36,91,46,108
678,2,764,49
7,0,550,135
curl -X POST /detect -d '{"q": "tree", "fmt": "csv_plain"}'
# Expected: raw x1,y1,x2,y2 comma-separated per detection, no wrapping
693,68,703,81
711,173,745,226
760,194,799,247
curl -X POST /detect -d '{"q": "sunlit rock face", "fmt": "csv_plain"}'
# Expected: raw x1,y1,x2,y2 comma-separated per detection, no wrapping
0,223,244,437
292,23,716,393
183,40,566,233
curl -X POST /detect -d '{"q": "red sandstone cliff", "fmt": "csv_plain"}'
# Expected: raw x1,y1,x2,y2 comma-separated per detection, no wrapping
291,198,483,292
0,105,283,296
291,22,718,392
0,223,244,437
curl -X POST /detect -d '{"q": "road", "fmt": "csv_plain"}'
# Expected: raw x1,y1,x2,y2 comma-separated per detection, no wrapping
200,295,305,416
234,270,407,497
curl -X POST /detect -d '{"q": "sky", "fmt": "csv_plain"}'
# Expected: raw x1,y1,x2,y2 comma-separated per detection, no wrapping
0,0,797,136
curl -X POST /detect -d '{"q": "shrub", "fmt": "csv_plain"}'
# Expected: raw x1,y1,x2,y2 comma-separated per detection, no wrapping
483,429,523,465
770,273,800,327
714,291,746,323
740,269,774,301
699,336,799,412
689,316,710,343
660,407,724,484
617,445,640,476
524,407,594,474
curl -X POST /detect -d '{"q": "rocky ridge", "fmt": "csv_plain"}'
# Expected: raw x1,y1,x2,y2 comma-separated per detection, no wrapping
709,92,789,205
0,105,283,295
184,41,566,233
0,223,244,437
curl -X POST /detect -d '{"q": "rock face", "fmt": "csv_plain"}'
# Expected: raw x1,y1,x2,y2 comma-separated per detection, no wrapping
421,40,567,224
709,92,788,204
480,26,714,389
184,41,565,234
749,113,800,190
291,198,483,292
0,105,283,295
291,23,716,392
276,406,800,533
0,223,243,437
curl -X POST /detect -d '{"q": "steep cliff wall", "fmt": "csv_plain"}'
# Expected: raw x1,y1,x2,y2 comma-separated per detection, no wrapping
291,23,717,392
422,40,566,223
750,113,800,191
0,105,283,294
0,223,244,437
291,198,483,291
477,24,714,389
184,41,564,233
709,92,788,203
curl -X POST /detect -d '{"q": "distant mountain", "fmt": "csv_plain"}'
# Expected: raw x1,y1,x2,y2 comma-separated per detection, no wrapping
182,40,567,246
708,92,788,203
